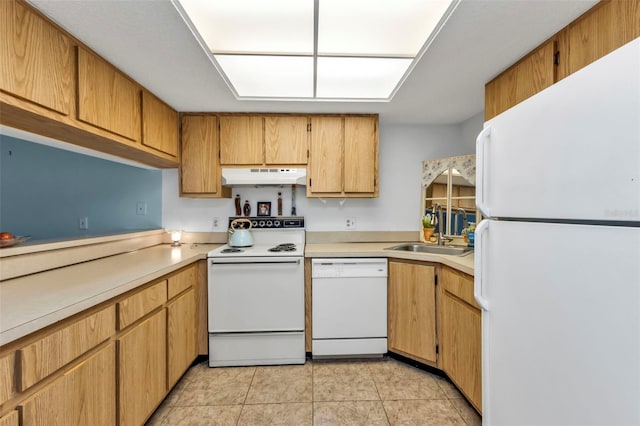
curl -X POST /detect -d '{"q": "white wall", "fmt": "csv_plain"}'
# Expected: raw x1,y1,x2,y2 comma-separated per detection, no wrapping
460,111,484,153
162,118,482,232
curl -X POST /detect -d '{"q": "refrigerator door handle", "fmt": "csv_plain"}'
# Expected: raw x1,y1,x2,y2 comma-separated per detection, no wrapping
475,125,492,218
474,219,490,311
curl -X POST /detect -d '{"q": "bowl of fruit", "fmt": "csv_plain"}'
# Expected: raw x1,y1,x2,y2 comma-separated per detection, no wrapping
0,232,30,248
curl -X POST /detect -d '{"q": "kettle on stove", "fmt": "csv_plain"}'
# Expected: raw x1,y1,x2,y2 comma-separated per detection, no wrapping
228,218,254,247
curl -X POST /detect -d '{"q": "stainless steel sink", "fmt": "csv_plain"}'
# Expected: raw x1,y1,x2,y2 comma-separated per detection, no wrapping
385,243,473,256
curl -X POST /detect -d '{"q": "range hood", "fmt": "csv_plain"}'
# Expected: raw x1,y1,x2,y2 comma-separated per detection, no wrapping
221,168,307,186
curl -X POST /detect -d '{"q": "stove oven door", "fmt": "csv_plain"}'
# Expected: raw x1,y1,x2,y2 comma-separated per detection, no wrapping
208,256,304,333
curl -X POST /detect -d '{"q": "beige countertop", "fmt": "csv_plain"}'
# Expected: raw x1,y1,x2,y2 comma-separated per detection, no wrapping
304,242,475,276
0,243,217,346
1,240,473,347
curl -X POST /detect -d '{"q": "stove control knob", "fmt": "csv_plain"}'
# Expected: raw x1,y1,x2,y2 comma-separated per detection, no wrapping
251,220,258,227
259,220,266,227
274,220,281,227
266,220,273,227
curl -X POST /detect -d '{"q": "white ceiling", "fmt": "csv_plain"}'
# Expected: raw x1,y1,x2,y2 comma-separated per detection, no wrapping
29,0,597,125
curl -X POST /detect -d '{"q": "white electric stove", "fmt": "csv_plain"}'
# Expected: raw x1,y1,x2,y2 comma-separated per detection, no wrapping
207,217,306,367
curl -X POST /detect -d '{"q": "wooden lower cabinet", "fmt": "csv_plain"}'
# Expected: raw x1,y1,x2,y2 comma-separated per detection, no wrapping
167,288,197,389
0,411,18,426
20,343,116,426
117,309,167,426
440,266,482,413
388,260,438,365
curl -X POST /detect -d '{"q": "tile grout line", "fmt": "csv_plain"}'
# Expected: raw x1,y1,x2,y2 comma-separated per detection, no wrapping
367,361,393,426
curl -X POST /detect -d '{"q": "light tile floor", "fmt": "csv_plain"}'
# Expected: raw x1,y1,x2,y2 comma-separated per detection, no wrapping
146,357,482,426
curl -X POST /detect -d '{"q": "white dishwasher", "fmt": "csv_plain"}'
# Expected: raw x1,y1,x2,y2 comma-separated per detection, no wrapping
311,258,388,357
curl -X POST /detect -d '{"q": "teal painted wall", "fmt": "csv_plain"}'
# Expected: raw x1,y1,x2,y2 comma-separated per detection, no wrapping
0,135,162,242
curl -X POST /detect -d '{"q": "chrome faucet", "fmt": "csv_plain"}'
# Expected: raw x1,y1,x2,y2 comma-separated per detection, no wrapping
456,208,468,235
432,204,445,245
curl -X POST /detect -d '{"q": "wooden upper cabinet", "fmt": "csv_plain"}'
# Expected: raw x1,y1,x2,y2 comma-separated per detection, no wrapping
264,116,309,164
77,46,141,142
344,116,377,193
142,91,178,157
485,39,556,120
308,116,344,194
308,115,379,197
219,115,263,164
180,115,230,198
558,0,640,80
0,0,73,115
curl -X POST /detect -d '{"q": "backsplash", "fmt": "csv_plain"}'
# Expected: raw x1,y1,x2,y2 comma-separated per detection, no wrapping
0,135,162,241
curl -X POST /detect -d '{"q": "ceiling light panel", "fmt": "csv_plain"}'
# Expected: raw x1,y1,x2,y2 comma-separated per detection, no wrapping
318,0,454,56
316,57,413,99
179,0,314,55
215,55,314,98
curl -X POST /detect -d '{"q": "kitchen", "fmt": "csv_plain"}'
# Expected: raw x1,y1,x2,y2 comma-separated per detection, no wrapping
1,1,639,425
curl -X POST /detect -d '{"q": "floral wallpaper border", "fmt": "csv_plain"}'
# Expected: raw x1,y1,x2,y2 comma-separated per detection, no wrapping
421,154,476,188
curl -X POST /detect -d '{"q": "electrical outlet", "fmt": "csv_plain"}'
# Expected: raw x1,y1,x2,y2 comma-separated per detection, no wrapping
345,217,357,230
136,202,147,215
213,217,220,230
79,217,89,230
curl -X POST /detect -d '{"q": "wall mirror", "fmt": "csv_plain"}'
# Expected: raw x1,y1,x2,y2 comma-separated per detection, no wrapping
421,155,478,239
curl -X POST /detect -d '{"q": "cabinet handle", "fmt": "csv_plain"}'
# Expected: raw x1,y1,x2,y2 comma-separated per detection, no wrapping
473,219,490,311
475,125,492,218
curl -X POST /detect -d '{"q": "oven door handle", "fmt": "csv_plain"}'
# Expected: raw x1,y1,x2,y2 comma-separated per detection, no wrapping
210,258,301,265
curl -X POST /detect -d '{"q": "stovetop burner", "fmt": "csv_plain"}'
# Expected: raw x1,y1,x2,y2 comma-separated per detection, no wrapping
221,248,244,253
268,243,297,252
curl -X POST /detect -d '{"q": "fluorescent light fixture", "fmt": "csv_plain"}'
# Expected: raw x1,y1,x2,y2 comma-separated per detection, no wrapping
175,0,457,100
216,55,314,98
317,57,413,99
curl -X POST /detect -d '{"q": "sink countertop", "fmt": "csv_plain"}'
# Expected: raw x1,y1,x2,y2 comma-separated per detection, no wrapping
304,242,474,276
1,240,473,347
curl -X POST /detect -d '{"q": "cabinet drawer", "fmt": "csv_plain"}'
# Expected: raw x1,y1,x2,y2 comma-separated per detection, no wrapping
167,264,197,300
0,411,18,426
441,267,478,309
118,280,167,330
18,305,115,391
0,352,15,406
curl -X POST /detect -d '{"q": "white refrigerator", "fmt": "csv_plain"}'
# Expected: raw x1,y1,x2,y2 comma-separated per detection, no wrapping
475,38,640,426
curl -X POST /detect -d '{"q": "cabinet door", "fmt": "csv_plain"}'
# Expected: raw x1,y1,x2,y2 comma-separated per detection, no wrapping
0,0,73,115
561,0,640,79
0,411,18,426
167,288,197,389
308,116,343,194
440,267,481,412
219,115,263,164
180,115,226,196
264,116,308,164
0,352,15,406
388,261,437,365
484,39,556,120
117,309,166,426
344,116,377,194
20,343,116,426
77,47,141,141
142,91,178,157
